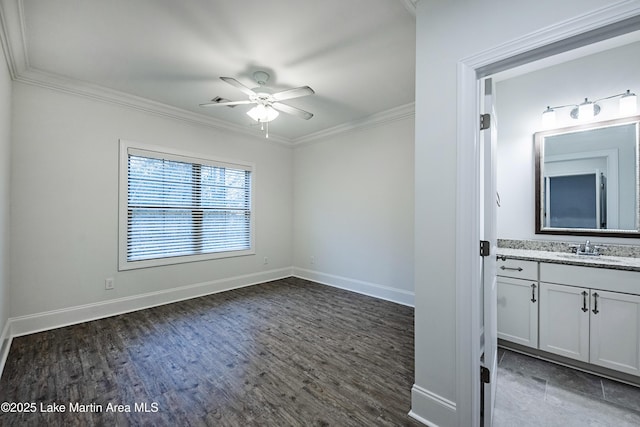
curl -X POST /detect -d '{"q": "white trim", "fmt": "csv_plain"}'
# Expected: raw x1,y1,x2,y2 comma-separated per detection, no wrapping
470,1,640,75
0,319,12,377
0,0,27,79
0,0,415,147
455,3,640,426
17,67,293,146
292,103,415,146
118,139,256,271
292,267,414,307
12,66,415,148
410,384,457,427
0,268,418,381
400,0,417,18
407,411,435,427
455,60,482,427
8,267,292,338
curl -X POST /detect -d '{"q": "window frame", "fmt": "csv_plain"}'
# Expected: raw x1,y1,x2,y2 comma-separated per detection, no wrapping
118,139,255,271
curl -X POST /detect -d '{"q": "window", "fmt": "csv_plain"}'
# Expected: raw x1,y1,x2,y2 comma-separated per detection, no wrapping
119,140,254,270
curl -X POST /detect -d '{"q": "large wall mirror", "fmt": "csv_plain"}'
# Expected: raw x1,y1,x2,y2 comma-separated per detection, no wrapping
535,115,640,237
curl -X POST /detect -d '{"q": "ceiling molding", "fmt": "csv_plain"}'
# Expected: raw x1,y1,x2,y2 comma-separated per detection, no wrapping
401,0,417,18
0,0,415,147
0,0,28,78
291,102,415,146
14,67,294,145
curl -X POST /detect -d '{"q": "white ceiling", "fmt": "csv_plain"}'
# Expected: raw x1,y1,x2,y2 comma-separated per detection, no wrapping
1,0,416,143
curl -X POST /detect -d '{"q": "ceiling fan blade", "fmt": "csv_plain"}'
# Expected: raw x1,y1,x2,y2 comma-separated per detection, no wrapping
272,102,314,120
199,100,253,107
272,86,315,101
220,77,257,97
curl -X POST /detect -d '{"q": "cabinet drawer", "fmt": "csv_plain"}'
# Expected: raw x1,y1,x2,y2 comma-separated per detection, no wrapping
540,263,640,295
496,258,538,280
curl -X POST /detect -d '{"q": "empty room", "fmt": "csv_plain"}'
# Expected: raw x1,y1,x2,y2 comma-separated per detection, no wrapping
2,1,640,427
0,1,417,425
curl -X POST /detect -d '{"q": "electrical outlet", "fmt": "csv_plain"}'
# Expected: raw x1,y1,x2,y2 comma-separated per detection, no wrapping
263,256,269,265
310,255,315,265
105,278,115,290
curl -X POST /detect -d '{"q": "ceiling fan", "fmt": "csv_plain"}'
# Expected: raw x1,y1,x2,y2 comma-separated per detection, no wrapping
200,71,315,137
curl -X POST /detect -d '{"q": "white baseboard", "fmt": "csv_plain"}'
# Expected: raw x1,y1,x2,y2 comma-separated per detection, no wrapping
0,319,12,377
410,384,457,427
1,266,414,380
408,410,435,427
292,267,414,307
8,267,293,338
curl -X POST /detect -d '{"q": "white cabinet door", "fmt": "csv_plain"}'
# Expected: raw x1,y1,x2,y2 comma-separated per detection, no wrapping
539,282,590,362
590,290,640,376
497,277,538,348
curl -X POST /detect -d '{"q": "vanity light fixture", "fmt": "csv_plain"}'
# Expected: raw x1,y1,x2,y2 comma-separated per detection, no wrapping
620,89,638,116
541,106,556,128
541,89,637,127
573,98,599,121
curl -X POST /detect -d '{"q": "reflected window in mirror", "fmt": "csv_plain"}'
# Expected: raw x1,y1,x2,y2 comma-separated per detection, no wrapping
535,115,640,238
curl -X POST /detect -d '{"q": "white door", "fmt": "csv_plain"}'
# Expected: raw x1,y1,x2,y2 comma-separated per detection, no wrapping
590,290,640,376
481,77,498,427
539,282,590,362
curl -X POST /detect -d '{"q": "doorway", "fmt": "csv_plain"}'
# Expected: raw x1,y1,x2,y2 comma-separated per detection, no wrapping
489,31,640,427
456,7,640,427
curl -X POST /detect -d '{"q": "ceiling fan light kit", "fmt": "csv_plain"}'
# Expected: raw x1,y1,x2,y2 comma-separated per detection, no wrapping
246,104,279,123
199,70,315,138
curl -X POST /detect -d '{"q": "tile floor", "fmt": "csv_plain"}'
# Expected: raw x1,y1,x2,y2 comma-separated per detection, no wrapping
494,348,640,427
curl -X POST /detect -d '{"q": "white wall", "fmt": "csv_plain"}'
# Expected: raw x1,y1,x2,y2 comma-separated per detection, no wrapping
292,117,415,305
9,78,415,332
414,1,619,425
496,41,640,244
9,82,293,319
0,39,11,352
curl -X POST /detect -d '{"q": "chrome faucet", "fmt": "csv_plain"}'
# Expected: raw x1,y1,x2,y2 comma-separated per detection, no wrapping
572,239,600,256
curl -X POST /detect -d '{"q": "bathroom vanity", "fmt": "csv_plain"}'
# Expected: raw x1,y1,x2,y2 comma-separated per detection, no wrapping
496,246,640,380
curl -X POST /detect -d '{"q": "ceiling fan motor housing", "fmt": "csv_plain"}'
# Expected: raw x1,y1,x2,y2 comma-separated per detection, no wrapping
253,71,270,86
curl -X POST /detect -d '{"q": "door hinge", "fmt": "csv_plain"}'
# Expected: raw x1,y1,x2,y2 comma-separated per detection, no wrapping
481,366,491,384
480,113,491,130
480,240,490,257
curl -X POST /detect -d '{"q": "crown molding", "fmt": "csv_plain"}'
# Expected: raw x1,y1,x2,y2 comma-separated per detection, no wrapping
401,0,418,18
14,67,293,145
291,102,415,146
0,0,415,148
0,0,27,78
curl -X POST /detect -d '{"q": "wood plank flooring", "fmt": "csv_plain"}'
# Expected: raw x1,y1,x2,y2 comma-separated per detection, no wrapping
0,277,420,426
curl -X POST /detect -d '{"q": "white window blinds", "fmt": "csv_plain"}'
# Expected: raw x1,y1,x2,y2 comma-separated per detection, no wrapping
119,141,254,270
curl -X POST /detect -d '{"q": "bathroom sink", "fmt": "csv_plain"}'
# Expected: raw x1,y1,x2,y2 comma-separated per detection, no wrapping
555,253,620,263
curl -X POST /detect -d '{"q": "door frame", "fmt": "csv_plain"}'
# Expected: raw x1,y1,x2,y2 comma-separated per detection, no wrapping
454,3,640,426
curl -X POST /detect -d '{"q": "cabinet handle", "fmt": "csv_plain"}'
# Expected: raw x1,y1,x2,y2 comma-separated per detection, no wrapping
592,292,599,315
581,291,588,312
500,266,523,272
531,284,537,303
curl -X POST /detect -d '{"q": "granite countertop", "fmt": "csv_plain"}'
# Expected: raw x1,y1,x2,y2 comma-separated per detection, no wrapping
496,247,640,272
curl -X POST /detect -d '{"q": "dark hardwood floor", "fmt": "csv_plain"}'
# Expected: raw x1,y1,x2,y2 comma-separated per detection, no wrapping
0,277,419,426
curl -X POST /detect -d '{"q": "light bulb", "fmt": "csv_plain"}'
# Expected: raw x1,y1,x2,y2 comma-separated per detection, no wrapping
620,90,637,116
541,106,556,128
578,98,594,121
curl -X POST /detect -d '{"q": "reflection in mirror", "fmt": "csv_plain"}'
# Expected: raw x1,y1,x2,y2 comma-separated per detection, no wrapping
535,115,640,237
